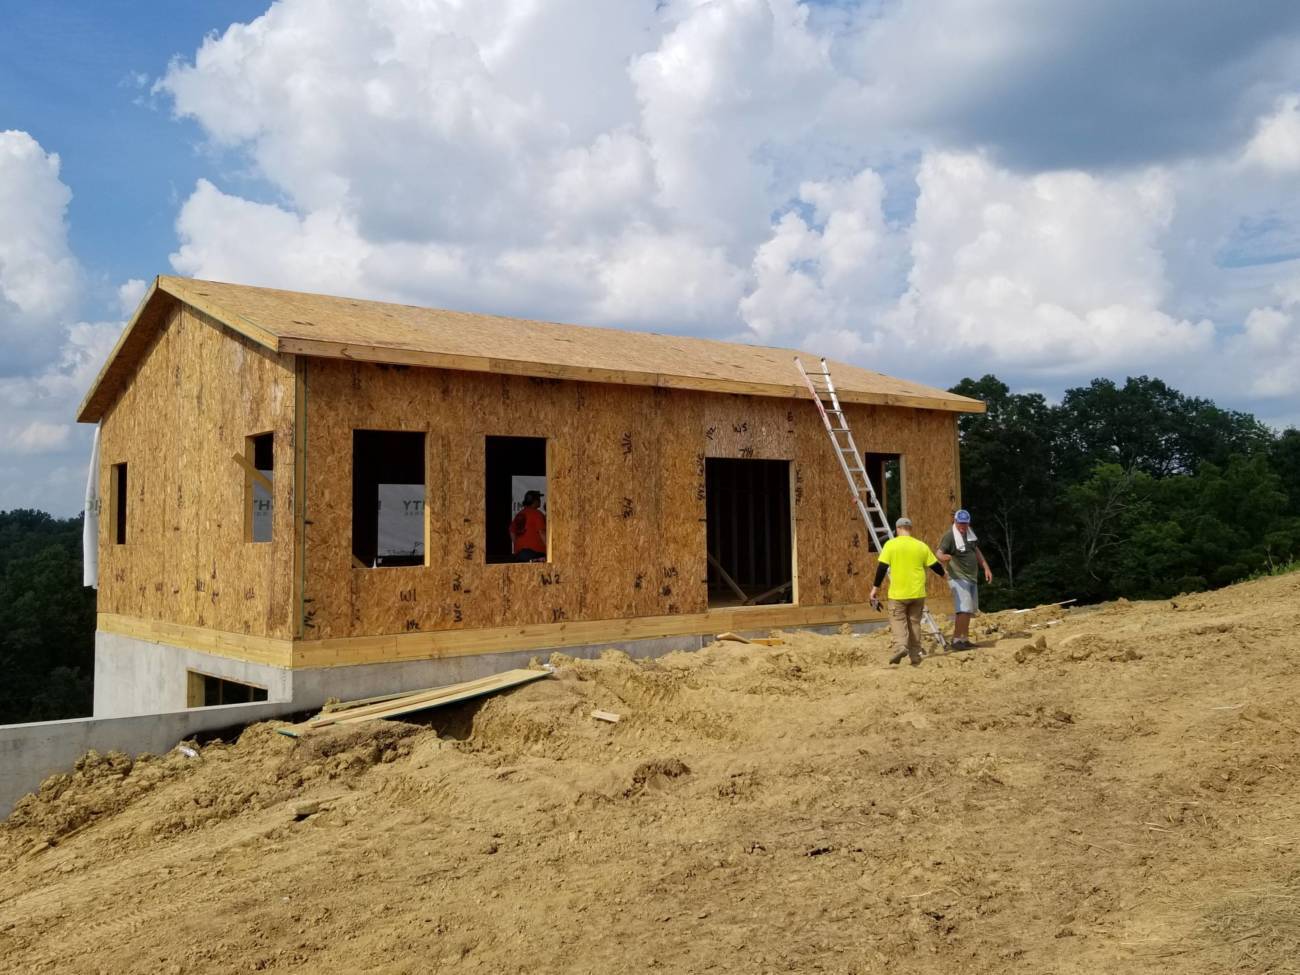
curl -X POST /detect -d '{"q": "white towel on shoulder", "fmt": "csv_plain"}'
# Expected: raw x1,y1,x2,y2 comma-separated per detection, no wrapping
952,523,977,552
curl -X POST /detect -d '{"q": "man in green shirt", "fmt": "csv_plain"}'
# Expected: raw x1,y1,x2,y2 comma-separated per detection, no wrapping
936,508,993,650
869,517,947,666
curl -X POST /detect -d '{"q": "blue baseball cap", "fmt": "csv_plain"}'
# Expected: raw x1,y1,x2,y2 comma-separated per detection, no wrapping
955,509,971,524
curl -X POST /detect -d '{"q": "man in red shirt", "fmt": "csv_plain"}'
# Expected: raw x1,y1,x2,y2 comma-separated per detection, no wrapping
510,490,547,562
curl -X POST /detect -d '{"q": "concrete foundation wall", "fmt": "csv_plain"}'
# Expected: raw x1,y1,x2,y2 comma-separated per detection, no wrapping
0,700,295,818
92,630,712,717
94,631,292,717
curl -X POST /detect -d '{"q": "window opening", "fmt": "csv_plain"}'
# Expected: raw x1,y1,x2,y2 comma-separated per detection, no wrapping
352,430,426,568
485,436,548,564
705,458,793,608
243,432,274,543
187,672,269,708
111,462,128,545
862,452,905,547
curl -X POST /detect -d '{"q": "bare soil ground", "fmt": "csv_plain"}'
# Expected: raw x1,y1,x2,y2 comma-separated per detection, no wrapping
3,571,1299,975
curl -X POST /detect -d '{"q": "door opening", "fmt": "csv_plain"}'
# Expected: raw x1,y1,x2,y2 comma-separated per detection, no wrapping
705,458,794,608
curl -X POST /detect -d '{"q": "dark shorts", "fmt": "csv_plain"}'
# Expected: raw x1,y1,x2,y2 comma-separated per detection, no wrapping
515,548,546,563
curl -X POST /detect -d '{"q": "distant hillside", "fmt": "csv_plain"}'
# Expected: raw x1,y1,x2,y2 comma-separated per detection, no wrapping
0,510,96,724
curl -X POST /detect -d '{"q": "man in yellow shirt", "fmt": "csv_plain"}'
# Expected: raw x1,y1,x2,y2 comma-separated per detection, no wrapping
868,517,947,666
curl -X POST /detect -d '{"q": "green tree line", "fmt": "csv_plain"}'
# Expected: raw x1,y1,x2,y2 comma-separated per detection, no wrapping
0,510,96,723
952,375,1300,610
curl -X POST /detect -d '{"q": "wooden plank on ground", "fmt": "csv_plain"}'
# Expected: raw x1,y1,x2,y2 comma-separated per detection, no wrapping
320,686,444,714
716,632,754,644
277,669,550,737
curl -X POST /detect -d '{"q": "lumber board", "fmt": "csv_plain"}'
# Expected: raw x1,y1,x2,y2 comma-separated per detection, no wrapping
278,669,550,736
716,632,754,644
320,686,438,713
292,357,308,639
231,451,273,492
708,553,750,604
310,669,545,725
744,580,792,606
98,613,294,667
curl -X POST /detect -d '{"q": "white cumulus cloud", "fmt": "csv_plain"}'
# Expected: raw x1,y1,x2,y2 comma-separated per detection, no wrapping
888,152,1214,375
1242,95,1300,172
0,131,125,511
0,130,81,375
740,168,901,354
116,278,148,317
146,0,1300,428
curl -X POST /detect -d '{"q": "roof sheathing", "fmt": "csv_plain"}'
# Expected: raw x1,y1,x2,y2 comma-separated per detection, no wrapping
77,276,984,422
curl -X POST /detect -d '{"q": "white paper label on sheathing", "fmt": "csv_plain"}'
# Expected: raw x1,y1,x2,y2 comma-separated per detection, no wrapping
377,484,425,559
252,473,274,542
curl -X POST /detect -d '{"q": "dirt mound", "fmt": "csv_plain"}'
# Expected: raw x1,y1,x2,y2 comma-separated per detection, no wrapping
3,570,1299,974
7,747,196,844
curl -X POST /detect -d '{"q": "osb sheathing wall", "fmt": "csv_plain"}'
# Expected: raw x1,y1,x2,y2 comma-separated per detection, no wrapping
97,304,298,638
301,360,960,642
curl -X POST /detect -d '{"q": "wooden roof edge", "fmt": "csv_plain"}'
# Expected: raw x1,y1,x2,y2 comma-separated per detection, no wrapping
158,276,284,350
812,355,985,414
280,336,985,413
164,276,983,412
77,277,284,424
76,278,164,423
79,274,985,421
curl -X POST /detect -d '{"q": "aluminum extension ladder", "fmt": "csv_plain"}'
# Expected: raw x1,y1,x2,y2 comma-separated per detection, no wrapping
795,356,947,651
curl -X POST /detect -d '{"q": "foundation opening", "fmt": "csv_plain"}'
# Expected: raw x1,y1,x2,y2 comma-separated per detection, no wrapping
187,671,269,708
351,430,427,568
705,457,793,608
485,435,548,564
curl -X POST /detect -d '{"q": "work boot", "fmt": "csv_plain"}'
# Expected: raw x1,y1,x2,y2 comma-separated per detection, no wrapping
907,648,923,666
889,649,908,665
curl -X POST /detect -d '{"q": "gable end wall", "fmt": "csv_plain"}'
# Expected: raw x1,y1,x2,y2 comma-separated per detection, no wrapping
96,303,298,639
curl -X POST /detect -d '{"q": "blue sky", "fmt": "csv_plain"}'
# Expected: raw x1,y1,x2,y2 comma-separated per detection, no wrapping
3,0,1300,515
0,1,269,301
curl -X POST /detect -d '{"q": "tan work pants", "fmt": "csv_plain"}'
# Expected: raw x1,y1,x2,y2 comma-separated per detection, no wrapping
888,598,926,662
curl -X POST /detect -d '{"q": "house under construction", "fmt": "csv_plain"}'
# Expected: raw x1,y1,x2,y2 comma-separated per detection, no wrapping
77,277,983,716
